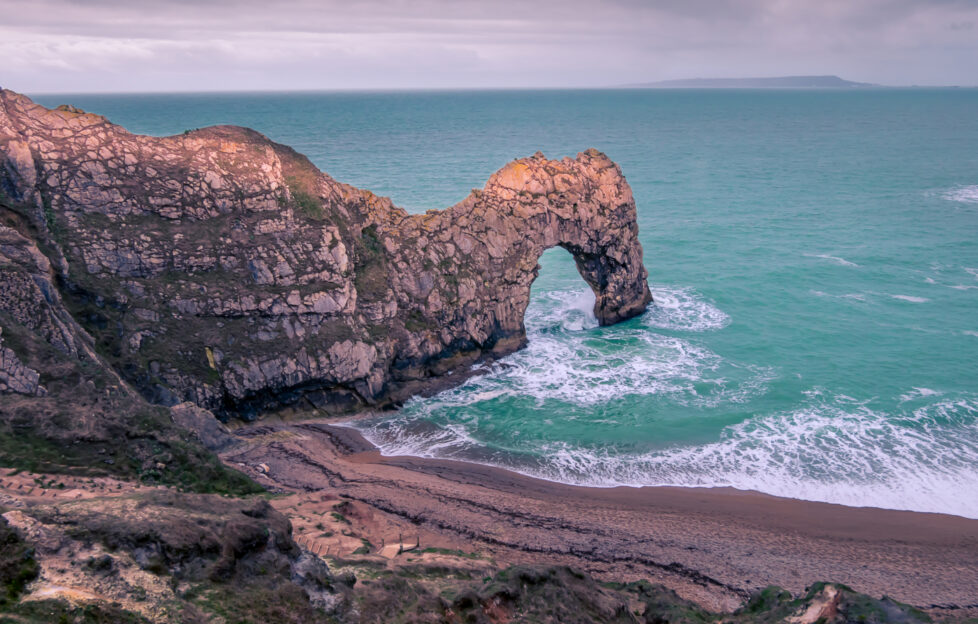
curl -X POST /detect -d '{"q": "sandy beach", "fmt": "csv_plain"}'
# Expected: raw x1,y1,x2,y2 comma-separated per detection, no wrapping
221,417,978,615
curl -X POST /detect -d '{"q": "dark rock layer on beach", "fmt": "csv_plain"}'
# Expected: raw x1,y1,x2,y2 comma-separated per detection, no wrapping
0,88,651,421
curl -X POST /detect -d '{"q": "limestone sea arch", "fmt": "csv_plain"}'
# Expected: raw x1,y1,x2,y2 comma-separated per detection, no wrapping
0,88,652,418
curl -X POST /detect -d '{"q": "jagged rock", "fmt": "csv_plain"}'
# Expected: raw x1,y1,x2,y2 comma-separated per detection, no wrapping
0,328,45,396
0,226,81,356
0,222,90,397
4,491,346,621
0,89,652,418
169,402,236,451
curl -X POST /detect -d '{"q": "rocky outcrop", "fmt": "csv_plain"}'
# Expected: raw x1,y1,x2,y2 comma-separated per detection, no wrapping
0,88,652,418
170,401,237,451
0,224,259,493
0,328,44,396
0,222,82,397
2,491,344,622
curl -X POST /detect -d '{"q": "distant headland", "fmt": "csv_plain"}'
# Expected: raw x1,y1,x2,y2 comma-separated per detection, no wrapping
626,75,877,88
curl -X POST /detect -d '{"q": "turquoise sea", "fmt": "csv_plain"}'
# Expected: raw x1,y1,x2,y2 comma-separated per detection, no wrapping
33,89,978,518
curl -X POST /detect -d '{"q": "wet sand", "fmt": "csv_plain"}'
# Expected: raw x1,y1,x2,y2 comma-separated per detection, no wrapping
222,418,978,613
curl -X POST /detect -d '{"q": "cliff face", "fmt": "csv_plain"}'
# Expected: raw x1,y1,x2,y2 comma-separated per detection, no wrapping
0,89,651,418
0,216,259,490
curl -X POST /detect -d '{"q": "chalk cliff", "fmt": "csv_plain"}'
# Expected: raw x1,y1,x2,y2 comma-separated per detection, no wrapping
0,89,651,418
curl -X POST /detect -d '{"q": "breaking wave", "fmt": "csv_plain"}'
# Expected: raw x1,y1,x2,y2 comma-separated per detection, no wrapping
644,286,731,331
351,389,978,519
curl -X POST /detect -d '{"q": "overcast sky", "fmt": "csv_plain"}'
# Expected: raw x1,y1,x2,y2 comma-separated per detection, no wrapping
1,0,976,93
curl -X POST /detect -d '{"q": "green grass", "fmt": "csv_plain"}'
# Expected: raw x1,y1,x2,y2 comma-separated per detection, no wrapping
191,582,334,624
41,192,63,243
0,308,259,497
0,410,261,497
403,310,432,332
420,547,485,560
286,176,323,220
352,538,374,555
352,225,390,302
0,518,39,606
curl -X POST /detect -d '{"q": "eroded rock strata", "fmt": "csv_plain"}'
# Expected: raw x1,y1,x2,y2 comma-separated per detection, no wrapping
0,88,651,418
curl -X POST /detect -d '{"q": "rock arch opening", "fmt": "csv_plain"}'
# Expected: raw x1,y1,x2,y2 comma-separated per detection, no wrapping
526,246,600,332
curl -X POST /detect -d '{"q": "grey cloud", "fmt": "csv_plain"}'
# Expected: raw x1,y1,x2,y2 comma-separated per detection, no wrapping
0,0,976,92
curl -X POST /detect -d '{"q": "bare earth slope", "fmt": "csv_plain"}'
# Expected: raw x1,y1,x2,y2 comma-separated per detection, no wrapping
0,89,651,419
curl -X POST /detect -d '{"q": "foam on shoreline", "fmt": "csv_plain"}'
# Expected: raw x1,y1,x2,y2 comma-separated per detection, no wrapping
350,389,978,519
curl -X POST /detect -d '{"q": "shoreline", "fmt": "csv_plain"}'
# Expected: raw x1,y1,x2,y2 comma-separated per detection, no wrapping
223,416,978,613
329,420,978,523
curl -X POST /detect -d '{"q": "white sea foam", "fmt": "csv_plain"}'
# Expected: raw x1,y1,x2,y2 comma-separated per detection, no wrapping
942,185,978,204
410,329,730,407
526,289,599,332
804,253,859,267
352,391,978,519
964,330,978,338
413,286,755,408
349,285,763,454
890,295,929,303
643,285,730,331
899,387,941,402
548,393,978,518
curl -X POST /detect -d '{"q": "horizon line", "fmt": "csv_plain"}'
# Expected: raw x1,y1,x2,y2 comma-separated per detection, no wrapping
13,84,978,97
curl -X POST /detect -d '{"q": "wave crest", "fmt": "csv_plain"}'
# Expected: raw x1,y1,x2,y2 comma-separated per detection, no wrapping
643,286,730,331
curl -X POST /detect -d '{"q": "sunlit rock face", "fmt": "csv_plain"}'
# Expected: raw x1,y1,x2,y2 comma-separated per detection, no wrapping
0,89,651,418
